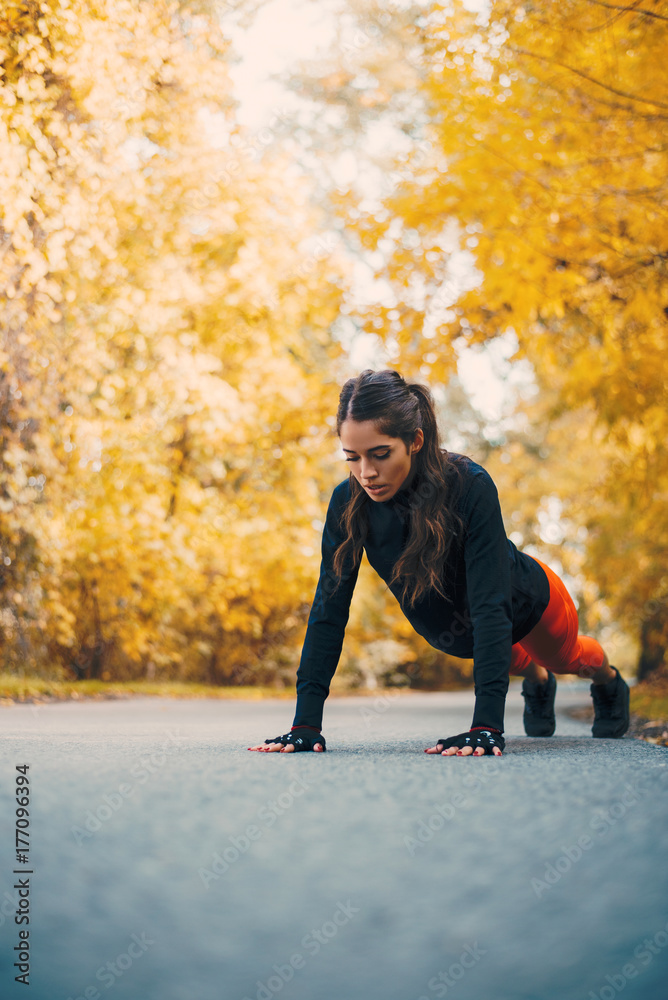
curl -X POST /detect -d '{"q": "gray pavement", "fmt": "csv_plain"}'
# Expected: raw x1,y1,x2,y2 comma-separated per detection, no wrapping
1,680,667,1000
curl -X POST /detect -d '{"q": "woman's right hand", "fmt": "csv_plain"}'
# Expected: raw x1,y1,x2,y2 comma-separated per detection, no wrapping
248,727,326,752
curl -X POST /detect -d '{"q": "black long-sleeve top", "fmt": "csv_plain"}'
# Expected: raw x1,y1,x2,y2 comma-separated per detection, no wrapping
292,454,550,734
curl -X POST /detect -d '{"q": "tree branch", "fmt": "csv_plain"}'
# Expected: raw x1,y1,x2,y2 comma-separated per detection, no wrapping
584,0,668,22
508,46,668,109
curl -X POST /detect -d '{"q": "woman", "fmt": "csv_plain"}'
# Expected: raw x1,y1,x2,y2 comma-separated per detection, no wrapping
248,369,630,757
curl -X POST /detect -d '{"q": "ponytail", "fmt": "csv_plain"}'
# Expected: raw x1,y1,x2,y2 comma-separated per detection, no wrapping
406,380,444,479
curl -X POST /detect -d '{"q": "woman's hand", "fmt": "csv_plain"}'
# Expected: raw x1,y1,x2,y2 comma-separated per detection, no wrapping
424,729,504,756
248,727,326,752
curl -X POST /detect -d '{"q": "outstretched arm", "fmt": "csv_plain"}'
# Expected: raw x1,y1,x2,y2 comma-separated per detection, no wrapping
248,481,360,753
291,483,361,732
426,469,512,757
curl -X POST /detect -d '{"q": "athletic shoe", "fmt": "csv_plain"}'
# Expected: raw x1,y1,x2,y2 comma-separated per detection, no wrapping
591,666,630,738
521,670,557,736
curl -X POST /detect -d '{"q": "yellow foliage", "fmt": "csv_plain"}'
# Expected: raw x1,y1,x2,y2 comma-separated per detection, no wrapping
324,0,668,662
0,0,351,684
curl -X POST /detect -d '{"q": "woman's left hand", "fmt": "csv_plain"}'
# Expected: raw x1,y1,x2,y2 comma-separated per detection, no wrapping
424,729,504,756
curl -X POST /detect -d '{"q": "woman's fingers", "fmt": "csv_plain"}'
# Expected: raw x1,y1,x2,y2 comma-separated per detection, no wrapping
248,742,323,752
252,739,500,755
423,743,503,757
447,745,502,756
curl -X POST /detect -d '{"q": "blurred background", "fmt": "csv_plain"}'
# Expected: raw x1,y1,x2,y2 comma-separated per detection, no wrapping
1,0,666,702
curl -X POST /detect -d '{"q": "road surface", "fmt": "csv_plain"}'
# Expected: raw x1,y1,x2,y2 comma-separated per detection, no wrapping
1,681,667,1000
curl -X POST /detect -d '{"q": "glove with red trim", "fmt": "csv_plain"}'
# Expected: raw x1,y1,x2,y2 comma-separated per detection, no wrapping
434,727,504,755
264,726,327,752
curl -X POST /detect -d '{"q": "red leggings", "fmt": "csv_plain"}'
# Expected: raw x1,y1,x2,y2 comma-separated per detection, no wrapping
510,558,606,679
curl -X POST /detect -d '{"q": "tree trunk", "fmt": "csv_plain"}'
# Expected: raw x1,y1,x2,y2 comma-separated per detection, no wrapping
637,617,666,682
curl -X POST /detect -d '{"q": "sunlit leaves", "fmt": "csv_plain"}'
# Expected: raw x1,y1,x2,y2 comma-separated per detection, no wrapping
0,0,348,682
315,0,668,668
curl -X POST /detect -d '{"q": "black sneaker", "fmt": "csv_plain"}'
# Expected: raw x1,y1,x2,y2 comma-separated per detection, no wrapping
591,666,630,738
521,671,557,736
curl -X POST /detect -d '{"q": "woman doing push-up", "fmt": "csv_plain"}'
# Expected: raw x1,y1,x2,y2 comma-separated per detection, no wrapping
248,368,630,757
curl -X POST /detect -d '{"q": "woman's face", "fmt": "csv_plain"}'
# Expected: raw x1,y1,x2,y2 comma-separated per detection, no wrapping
339,419,424,501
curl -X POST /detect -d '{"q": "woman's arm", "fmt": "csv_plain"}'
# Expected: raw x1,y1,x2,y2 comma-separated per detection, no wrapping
249,481,359,752
425,469,511,757
462,468,513,734
292,481,361,730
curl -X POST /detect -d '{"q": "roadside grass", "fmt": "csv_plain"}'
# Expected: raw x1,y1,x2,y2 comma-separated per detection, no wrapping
0,674,421,705
629,683,668,746
0,674,296,704
630,689,668,722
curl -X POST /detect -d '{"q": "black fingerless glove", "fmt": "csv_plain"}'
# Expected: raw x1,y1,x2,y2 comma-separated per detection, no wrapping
264,727,326,752
436,728,505,754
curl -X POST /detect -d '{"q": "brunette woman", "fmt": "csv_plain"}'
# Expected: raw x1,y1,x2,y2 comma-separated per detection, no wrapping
249,369,629,756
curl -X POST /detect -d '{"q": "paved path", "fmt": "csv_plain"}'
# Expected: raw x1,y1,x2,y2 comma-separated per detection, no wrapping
1,682,667,1000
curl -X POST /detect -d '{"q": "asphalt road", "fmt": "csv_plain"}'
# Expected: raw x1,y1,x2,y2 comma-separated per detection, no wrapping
1,681,667,1000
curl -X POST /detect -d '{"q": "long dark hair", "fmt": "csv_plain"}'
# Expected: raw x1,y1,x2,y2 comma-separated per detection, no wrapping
331,369,464,609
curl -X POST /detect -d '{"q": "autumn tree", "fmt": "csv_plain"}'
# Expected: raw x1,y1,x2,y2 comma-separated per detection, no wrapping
0,0,351,682
294,0,668,676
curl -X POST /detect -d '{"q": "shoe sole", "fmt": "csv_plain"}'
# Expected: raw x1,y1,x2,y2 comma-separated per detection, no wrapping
524,722,556,737
591,669,630,738
522,673,557,737
592,715,630,738
592,721,629,738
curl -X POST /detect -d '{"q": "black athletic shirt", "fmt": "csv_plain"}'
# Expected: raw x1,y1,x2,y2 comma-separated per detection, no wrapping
291,453,551,735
